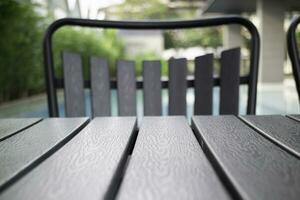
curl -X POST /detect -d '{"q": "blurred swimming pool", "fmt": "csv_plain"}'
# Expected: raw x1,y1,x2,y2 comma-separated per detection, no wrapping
0,81,299,119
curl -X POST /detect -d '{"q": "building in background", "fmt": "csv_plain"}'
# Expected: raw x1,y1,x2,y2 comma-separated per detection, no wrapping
203,0,300,83
32,0,81,18
117,30,164,57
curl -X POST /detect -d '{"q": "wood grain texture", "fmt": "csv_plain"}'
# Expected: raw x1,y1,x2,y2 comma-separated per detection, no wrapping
117,60,136,116
62,52,86,117
168,58,187,115
0,117,137,200
220,48,240,115
194,54,213,115
240,115,300,158
0,118,88,191
90,57,111,117
288,115,300,122
192,116,300,200
0,118,41,142
143,60,162,116
117,116,230,200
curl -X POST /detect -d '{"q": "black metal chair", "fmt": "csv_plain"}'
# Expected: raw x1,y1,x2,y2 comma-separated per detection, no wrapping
43,16,260,117
287,16,300,102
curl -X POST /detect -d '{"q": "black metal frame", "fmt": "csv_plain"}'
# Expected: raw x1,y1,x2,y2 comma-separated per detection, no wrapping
43,16,260,117
287,16,300,102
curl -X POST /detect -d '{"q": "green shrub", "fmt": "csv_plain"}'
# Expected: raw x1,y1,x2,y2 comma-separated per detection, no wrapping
0,0,43,102
297,30,300,49
53,27,125,79
164,28,222,49
129,51,168,77
0,1,125,103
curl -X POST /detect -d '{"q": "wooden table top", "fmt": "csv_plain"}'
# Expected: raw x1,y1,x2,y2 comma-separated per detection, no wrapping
0,115,299,200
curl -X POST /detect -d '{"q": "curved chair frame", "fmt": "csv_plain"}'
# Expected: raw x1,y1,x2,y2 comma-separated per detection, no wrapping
287,16,300,102
43,16,260,117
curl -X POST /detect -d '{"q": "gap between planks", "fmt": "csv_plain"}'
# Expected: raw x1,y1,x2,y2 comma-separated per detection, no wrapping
0,119,43,142
192,115,300,200
190,119,242,200
115,118,240,200
0,119,90,193
286,115,300,123
104,127,139,200
237,115,300,159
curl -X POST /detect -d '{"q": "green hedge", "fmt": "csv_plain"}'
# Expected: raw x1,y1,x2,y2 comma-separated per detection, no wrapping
53,27,125,79
0,0,43,101
164,28,222,49
130,51,168,77
297,30,300,49
0,1,126,103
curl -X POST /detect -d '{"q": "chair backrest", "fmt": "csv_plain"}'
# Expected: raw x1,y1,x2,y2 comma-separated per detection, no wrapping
43,16,260,117
287,16,300,102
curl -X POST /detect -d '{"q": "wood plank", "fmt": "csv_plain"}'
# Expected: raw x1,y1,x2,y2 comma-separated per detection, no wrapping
219,48,240,115
0,117,137,200
117,60,136,116
90,57,111,117
287,114,300,122
117,116,230,200
168,58,187,115
192,116,300,200
62,52,86,117
0,118,89,191
240,115,300,158
0,118,41,142
143,60,162,116
194,54,214,115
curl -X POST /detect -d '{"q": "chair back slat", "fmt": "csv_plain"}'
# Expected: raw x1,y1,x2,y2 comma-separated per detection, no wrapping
90,57,111,117
117,60,136,116
168,58,187,115
220,48,241,115
143,61,162,116
62,52,85,117
194,54,214,115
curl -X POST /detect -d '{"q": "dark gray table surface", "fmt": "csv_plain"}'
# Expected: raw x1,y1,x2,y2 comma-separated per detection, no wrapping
0,115,299,200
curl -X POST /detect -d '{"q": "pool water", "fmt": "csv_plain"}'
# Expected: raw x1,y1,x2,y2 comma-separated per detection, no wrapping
0,82,299,119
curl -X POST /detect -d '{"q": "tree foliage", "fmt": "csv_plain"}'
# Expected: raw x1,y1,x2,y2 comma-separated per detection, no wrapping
297,30,300,49
106,0,182,20
0,1,125,103
108,0,222,49
0,0,43,101
53,28,125,78
164,28,222,49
